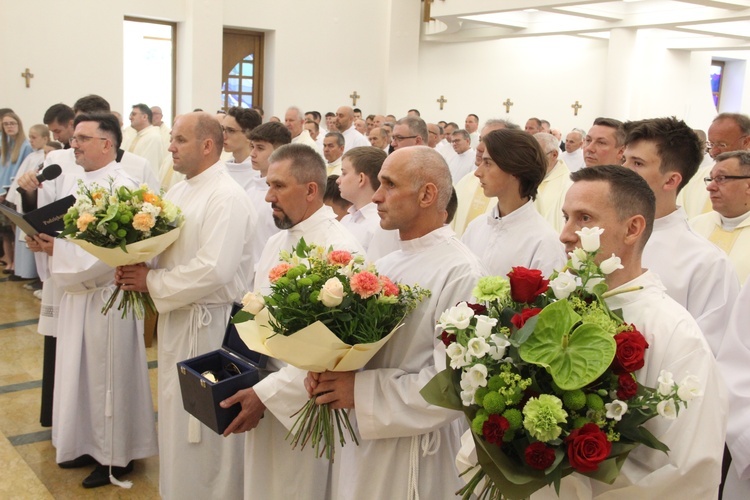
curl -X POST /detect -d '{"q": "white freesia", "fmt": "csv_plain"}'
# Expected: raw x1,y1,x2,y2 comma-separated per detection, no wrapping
464,364,489,389
437,302,475,330
599,253,624,275
677,374,703,402
549,271,581,300
319,277,345,307
467,337,491,360
657,370,675,396
447,343,469,369
605,400,628,421
489,334,511,360
584,277,605,294
576,226,605,252
475,315,498,338
656,399,677,420
568,248,588,271
240,291,265,315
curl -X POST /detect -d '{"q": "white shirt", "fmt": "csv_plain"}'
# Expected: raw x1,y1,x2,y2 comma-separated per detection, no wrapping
643,207,740,354
340,202,400,261
123,125,165,174
447,149,476,184
461,201,566,277
560,148,585,173
341,125,370,152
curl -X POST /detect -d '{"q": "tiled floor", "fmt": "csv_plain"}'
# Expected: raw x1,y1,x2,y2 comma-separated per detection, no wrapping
0,276,161,498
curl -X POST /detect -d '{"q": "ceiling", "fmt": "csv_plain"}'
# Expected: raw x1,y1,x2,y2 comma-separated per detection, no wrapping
423,0,750,52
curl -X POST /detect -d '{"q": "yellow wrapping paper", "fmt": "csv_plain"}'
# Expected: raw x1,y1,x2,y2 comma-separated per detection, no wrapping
67,227,182,267
236,307,403,373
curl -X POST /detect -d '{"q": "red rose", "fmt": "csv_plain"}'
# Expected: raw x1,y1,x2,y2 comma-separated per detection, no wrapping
440,330,456,347
507,267,549,304
612,327,649,374
565,423,612,473
482,414,510,446
616,373,638,400
525,442,556,470
465,302,488,316
511,308,542,329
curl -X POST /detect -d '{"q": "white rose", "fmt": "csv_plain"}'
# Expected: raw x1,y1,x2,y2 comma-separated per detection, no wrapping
576,227,605,252
605,400,628,421
240,292,265,315
549,271,580,300
437,302,475,330
447,343,469,369
467,337,491,360
319,278,345,307
656,399,677,420
474,315,497,338
599,253,624,275
677,374,703,402
657,370,675,396
464,364,489,389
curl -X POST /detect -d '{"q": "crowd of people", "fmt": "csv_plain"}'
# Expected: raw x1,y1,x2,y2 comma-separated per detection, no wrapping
2,96,750,498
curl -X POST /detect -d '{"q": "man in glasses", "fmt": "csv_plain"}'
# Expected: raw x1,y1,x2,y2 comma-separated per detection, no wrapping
622,117,739,355
27,113,158,488
691,151,750,283
447,129,475,183
390,116,426,151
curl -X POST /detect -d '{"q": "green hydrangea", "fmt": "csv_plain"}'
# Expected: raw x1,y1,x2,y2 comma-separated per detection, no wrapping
473,276,511,302
522,394,568,443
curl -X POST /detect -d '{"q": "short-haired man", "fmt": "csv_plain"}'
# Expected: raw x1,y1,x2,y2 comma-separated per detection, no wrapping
325,111,336,132
353,108,362,120
224,106,263,192
426,123,442,148
691,151,750,283
534,131,573,233
367,126,390,152
307,146,486,498
337,146,398,259
122,103,165,173
247,122,292,245
543,165,726,498
220,143,364,500
303,120,321,147
390,116,427,151
335,106,370,151
116,112,257,499
623,117,739,354
540,119,551,133
285,106,321,155
436,121,459,163
465,113,480,148
525,117,543,135
447,129,475,183
560,128,586,172
28,113,157,488
681,113,750,219
43,103,75,147
151,105,171,148
583,117,625,167
354,118,368,136
323,131,346,175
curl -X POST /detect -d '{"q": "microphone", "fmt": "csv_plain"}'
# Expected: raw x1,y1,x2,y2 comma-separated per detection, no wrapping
17,164,62,193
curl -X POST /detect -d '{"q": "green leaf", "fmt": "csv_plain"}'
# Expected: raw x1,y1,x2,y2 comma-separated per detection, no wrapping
231,310,254,324
420,367,464,411
519,300,616,391
100,203,120,224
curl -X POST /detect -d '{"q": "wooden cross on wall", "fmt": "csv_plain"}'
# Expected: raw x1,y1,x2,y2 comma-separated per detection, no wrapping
571,100,583,116
436,95,447,110
21,68,34,88
350,91,361,106
502,98,514,114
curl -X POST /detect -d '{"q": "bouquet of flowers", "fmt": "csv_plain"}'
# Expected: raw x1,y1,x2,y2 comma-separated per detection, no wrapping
234,238,430,460
60,178,183,318
421,227,701,500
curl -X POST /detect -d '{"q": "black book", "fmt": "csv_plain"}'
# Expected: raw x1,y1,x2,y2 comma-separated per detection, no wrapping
0,195,75,236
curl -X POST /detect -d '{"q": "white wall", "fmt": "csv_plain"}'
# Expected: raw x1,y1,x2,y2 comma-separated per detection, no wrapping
0,0,747,136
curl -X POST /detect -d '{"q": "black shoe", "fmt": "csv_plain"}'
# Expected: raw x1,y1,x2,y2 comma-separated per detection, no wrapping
82,461,134,489
58,454,97,469
8,274,32,281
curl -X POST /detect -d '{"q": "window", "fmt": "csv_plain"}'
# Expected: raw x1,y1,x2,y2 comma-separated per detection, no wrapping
222,30,264,111
123,18,175,124
710,60,724,109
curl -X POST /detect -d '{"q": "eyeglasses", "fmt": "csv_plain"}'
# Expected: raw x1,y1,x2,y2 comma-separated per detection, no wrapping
707,136,748,150
703,175,750,186
2,121,18,127
222,126,241,135
69,135,108,146
392,135,418,142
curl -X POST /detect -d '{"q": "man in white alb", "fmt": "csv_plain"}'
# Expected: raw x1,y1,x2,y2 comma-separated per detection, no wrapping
121,103,165,174
335,106,370,151
534,132,573,233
